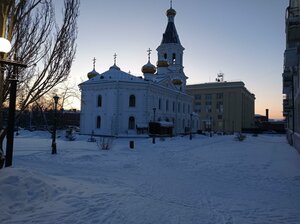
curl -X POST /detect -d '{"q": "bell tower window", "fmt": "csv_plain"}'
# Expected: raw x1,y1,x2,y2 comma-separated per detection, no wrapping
172,53,176,64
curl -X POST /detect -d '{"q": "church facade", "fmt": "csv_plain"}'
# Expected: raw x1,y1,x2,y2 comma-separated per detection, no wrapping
79,6,199,136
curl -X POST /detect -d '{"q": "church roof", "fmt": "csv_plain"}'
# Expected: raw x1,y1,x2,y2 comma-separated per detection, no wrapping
161,21,181,44
80,66,145,86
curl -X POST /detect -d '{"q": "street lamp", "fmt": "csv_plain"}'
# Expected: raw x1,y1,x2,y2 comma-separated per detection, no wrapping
0,38,27,167
152,107,156,144
51,94,59,154
190,113,192,140
0,38,12,53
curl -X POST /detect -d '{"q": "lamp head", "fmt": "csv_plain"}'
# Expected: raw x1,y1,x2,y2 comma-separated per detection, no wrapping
53,95,59,104
0,37,12,53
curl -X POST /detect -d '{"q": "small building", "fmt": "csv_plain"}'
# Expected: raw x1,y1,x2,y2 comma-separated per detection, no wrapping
187,81,255,133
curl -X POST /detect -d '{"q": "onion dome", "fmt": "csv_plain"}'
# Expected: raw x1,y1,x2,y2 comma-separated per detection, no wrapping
110,53,120,70
166,8,176,17
172,78,182,85
142,61,156,74
87,57,100,79
157,60,169,68
109,64,120,71
87,69,100,79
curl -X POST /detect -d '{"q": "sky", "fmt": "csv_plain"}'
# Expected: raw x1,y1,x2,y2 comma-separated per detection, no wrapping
54,0,288,119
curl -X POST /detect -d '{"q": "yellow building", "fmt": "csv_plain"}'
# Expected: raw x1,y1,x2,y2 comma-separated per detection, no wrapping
187,81,255,133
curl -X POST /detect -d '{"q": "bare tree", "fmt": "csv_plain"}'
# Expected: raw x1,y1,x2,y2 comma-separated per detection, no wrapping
0,0,80,129
49,81,80,110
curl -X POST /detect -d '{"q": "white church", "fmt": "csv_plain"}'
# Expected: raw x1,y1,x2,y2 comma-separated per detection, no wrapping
79,5,199,136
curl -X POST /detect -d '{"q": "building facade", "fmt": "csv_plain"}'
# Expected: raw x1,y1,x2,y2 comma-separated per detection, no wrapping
282,0,300,152
187,81,255,133
79,6,199,136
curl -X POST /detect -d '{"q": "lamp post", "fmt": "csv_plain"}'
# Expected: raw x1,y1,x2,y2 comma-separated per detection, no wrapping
210,116,213,137
0,38,27,167
152,107,156,144
51,95,59,154
190,113,192,140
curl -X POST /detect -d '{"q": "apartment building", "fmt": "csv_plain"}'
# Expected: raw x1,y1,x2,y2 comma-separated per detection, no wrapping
282,0,300,152
187,81,255,133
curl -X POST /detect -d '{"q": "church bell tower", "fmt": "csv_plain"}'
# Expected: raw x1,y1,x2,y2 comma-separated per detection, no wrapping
156,2,187,92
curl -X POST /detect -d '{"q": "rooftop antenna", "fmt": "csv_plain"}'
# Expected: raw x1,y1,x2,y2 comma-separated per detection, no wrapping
216,72,224,82
170,0,173,8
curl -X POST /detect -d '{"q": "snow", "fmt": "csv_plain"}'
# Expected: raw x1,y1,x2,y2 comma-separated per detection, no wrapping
1,131,300,224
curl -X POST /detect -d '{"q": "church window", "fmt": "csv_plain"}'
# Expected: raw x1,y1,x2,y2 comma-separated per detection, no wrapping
128,116,135,130
159,98,162,110
96,116,101,129
97,95,102,107
129,95,136,107
172,53,176,64
164,53,167,59
166,100,169,111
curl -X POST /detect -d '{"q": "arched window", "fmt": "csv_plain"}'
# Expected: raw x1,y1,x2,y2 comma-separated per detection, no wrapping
159,98,162,110
96,116,101,129
129,95,136,107
97,95,102,107
128,116,135,130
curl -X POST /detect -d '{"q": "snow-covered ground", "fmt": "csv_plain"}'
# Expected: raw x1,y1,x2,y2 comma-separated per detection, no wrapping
1,131,300,224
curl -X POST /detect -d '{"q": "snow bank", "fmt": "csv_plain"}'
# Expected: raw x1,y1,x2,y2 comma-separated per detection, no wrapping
0,132,300,223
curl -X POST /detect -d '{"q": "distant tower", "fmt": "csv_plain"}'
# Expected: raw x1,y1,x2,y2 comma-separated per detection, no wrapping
156,2,187,92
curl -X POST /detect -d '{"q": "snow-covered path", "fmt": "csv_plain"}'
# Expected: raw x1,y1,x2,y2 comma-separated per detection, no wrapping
1,132,300,223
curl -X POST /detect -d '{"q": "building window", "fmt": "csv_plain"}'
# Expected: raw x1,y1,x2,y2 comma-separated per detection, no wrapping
164,53,167,59
97,95,102,107
183,103,186,113
166,100,169,111
195,102,201,112
216,101,224,113
173,101,175,112
178,102,181,113
129,95,136,107
128,116,135,130
96,116,101,129
216,93,223,99
188,104,190,113
205,101,212,113
205,94,212,101
195,94,201,100
218,115,223,120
